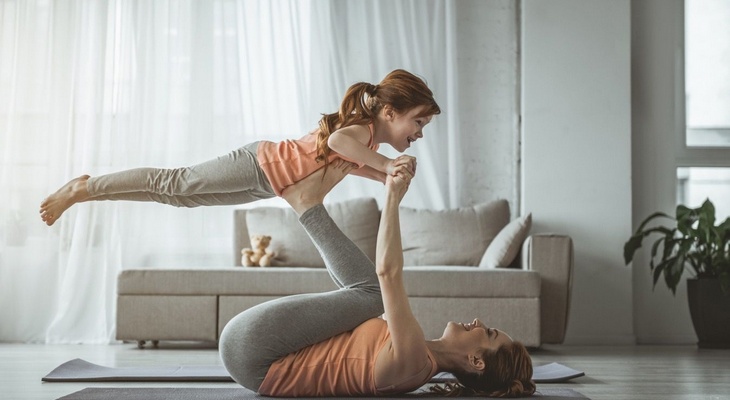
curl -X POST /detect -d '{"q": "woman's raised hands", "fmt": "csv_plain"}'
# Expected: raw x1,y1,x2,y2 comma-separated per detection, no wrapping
385,167,412,203
385,155,417,178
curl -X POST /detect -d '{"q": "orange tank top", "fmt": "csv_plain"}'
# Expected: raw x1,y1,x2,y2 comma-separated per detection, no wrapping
257,318,438,397
256,124,379,196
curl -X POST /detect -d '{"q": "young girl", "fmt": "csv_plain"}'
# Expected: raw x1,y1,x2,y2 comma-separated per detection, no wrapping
219,160,535,397
39,69,441,226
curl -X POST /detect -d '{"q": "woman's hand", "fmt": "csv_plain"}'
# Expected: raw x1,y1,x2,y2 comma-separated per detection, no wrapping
385,169,412,203
385,155,417,177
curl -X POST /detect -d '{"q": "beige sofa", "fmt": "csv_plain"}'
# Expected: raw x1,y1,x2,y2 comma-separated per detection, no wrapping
116,198,573,348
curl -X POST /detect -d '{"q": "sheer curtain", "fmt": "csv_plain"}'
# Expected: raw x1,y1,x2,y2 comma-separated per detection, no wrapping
0,0,516,343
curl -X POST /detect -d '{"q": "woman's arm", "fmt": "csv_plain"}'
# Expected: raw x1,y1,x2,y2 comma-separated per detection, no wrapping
374,172,431,384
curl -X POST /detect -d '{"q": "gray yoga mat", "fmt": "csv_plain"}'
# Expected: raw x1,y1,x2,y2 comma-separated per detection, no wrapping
43,358,584,383
56,387,590,400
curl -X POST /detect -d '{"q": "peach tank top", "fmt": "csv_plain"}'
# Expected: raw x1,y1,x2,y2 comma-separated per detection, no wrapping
256,125,379,196
257,318,438,397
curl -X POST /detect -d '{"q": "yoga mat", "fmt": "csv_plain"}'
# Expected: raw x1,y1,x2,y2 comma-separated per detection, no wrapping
44,359,584,384
56,387,590,400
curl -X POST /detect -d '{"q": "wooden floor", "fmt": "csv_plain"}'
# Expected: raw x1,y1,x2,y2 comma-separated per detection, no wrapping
1,342,729,399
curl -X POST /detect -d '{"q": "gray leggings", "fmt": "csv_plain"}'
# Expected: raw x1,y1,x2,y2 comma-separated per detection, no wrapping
218,205,384,391
86,143,275,207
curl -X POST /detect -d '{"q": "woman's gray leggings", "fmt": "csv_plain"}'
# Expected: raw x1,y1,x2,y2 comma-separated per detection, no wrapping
218,205,384,391
86,143,275,207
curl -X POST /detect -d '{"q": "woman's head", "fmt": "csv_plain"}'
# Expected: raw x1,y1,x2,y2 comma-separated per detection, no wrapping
432,319,536,397
316,69,441,162
451,341,535,397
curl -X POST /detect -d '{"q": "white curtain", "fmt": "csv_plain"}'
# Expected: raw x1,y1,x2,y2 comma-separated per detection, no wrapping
0,0,517,343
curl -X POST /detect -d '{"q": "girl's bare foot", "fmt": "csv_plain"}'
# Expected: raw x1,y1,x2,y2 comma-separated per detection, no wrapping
39,175,91,226
282,160,355,215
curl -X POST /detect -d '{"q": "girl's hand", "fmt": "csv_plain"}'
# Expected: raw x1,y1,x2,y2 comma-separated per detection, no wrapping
385,155,417,177
385,170,412,203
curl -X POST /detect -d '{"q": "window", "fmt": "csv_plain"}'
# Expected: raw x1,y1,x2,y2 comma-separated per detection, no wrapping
680,0,730,214
684,0,730,147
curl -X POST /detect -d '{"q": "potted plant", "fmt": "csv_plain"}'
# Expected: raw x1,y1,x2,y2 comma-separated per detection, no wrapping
624,198,730,348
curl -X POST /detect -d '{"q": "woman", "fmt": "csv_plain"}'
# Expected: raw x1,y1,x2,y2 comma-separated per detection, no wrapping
219,160,536,397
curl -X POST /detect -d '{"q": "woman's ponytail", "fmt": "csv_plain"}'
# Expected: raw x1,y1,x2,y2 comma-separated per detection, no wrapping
429,341,536,398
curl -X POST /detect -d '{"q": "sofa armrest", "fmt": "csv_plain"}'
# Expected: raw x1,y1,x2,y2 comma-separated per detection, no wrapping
521,234,574,344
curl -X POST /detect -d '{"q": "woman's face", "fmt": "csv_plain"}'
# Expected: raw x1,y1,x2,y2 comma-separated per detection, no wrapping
441,318,513,353
382,105,432,152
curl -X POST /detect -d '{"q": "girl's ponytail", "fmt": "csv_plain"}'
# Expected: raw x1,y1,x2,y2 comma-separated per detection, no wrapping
316,82,377,164
315,69,440,164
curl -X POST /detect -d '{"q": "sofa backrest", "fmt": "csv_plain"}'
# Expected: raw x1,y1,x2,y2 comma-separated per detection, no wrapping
234,198,512,268
234,198,379,267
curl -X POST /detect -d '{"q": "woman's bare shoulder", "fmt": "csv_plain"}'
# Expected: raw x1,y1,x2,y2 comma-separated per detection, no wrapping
374,339,433,393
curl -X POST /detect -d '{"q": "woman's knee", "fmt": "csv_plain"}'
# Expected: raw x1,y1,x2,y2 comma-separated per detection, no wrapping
220,321,264,390
219,311,273,391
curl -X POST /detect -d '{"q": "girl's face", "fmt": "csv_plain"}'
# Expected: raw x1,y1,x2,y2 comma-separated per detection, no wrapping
440,318,513,355
382,105,433,152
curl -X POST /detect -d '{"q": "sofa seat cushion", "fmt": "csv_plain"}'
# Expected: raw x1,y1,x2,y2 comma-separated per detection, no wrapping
403,267,540,297
117,267,540,298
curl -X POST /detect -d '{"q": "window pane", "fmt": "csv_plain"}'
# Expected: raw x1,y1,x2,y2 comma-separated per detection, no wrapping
677,167,730,221
685,0,730,147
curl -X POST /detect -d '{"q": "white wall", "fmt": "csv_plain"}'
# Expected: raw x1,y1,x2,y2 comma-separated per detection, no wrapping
631,0,698,343
521,0,635,344
453,0,520,210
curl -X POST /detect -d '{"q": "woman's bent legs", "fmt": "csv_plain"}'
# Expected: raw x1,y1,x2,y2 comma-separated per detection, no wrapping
219,205,383,391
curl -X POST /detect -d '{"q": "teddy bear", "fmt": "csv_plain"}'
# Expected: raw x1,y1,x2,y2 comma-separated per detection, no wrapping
241,234,276,267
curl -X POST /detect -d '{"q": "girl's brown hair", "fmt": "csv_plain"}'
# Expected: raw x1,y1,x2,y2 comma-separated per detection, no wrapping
430,342,536,397
315,69,441,164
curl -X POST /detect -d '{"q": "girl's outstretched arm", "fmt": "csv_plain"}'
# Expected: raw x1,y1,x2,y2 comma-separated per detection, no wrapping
328,125,416,177
328,125,391,171
348,165,387,184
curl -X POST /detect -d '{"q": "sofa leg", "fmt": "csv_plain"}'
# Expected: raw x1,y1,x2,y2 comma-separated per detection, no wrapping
135,340,159,349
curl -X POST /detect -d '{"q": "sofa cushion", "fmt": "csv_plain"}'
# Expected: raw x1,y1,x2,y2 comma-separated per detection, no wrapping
243,198,379,267
399,200,510,266
480,213,532,268
117,266,540,298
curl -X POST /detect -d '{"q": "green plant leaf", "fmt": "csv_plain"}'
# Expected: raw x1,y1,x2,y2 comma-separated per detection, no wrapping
652,260,666,287
624,226,675,264
662,236,678,260
650,236,665,260
676,238,700,275
700,198,716,226
676,205,695,235
635,211,672,233
624,198,730,294
654,257,677,291
664,255,685,295
718,216,730,233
